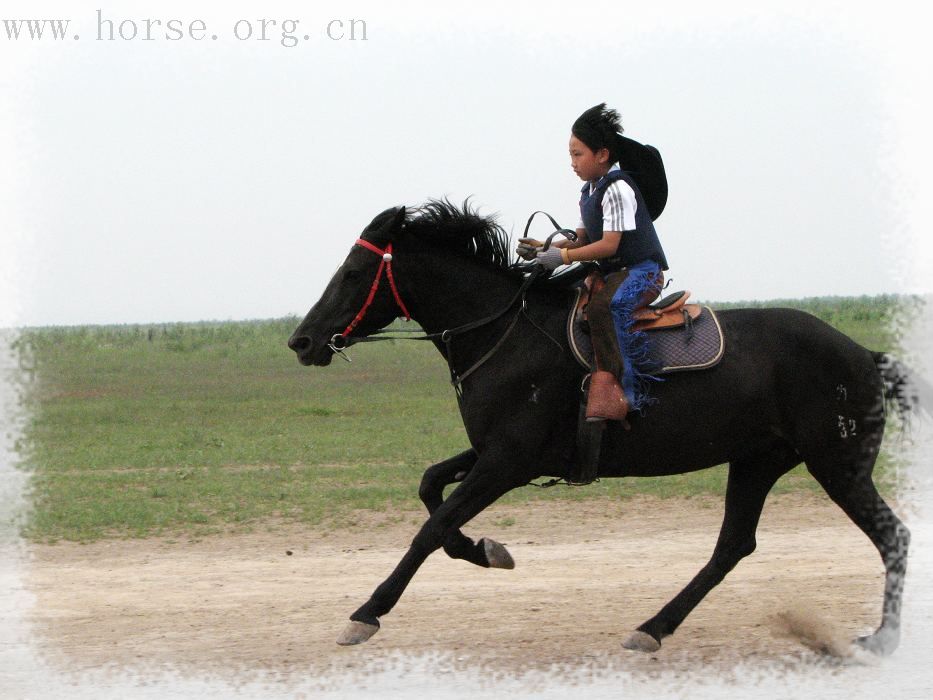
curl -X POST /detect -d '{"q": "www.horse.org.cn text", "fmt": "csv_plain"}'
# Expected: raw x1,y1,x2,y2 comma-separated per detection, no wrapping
1,11,369,48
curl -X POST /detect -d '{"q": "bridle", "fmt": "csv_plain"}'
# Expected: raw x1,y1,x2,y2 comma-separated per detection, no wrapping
326,212,572,393
328,238,411,355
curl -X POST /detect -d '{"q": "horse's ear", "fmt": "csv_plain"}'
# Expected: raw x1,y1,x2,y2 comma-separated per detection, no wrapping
362,206,406,242
392,206,407,231
377,206,407,242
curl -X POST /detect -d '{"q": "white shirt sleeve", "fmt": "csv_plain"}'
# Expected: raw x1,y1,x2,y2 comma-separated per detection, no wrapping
601,180,638,232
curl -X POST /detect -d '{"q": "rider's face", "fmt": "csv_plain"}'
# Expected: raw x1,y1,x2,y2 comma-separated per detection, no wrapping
569,135,611,182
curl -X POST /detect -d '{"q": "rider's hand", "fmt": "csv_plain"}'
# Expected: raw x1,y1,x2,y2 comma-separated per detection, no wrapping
535,247,564,270
515,237,544,261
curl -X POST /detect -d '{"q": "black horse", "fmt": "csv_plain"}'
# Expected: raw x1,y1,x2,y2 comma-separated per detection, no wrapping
288,201,914,656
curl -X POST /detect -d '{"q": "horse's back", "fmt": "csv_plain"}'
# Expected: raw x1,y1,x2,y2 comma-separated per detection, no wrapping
717,306,879,386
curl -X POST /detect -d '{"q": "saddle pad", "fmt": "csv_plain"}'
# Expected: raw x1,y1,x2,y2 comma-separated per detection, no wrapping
568,287,725,374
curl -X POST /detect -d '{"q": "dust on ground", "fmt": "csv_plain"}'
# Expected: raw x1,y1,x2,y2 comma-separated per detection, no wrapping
24,493,885,682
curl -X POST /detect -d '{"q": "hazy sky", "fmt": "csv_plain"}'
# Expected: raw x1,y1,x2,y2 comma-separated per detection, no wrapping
2,0,931,326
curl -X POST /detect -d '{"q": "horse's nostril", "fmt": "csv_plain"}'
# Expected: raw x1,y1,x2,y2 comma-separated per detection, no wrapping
288,335,311,352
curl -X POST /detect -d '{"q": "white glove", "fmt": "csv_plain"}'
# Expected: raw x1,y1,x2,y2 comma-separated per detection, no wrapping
515,237,544,261
535,247,564,270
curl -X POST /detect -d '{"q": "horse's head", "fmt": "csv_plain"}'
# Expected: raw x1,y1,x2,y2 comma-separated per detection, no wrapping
288,206,409,366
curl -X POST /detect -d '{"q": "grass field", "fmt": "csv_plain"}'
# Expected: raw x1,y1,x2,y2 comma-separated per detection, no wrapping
12,295,919,542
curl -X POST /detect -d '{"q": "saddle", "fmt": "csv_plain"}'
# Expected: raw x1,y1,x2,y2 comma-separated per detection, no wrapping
575,271,702,332
568,272,725,374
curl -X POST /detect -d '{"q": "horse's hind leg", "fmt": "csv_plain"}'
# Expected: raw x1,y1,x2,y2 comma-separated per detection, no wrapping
418,449,515,569
625,441,798,652
805,457,910,656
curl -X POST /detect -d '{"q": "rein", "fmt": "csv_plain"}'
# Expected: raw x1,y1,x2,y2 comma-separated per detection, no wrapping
330,212,570,395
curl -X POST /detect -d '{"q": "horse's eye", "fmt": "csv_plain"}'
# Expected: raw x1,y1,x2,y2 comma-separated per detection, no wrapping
344,269,362,282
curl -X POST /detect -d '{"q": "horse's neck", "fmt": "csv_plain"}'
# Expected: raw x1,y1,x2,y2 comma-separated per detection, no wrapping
398,251,573,382
400,253,525,335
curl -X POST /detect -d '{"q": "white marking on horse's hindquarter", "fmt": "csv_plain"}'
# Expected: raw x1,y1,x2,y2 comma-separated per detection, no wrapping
837,415,858,439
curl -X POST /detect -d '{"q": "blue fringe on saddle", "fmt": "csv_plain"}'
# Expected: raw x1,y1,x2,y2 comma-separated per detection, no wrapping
610,260,664,413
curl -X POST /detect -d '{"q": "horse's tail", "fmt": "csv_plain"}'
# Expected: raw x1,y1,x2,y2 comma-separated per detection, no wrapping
873,352,930,425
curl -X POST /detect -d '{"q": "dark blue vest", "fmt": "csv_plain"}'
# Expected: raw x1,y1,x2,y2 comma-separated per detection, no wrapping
580,169,668,273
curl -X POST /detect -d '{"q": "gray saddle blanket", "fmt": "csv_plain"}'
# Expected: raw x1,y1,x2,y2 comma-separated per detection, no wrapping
567,287,726,374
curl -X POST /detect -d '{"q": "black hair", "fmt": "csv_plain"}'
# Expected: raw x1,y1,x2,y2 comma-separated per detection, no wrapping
404,199,513,273
571,103,624,164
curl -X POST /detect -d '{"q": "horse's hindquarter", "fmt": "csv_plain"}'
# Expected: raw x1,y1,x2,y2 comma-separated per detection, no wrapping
758,307,885,461
602,307,883,477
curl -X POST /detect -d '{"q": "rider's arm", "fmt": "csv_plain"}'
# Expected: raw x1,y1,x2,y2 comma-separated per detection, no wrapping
559,179,633,262
560,231,621,264
553,228,589,249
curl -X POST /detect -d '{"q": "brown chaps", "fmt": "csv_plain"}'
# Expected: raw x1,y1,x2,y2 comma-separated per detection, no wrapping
584,269,663,421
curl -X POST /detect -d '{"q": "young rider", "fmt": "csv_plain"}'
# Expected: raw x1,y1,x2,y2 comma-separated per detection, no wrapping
519,104,669,423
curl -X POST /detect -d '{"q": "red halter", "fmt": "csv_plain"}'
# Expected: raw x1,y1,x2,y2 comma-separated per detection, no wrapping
338,238,412,340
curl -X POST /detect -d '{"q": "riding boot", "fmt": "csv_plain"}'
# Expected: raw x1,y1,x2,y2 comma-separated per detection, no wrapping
585,369,629,423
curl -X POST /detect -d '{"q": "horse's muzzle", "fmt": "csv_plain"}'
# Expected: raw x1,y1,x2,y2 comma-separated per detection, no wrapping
287,334,333,367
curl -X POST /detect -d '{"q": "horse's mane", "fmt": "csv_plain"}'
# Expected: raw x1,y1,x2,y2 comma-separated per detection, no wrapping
403,199,514,273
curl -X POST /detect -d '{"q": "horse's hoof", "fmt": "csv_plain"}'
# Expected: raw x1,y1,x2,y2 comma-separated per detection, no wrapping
622,630,661,653
482,538,515,569
855,627,900,656
336,620,380,646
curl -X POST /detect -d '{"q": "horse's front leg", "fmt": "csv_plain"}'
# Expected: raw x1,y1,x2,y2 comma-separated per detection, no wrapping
418,449,515,570
338,450,529,645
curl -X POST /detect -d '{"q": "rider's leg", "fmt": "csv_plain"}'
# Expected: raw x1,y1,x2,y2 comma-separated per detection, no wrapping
586,270,630,422
586,265,663,422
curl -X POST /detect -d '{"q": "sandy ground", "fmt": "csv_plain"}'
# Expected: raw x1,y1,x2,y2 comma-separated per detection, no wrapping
23,493,887,683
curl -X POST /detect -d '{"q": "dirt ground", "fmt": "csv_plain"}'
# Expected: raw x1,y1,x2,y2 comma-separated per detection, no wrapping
24,493,887,683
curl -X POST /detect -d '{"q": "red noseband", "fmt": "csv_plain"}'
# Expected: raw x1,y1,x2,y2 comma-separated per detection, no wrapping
338,239,412,339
